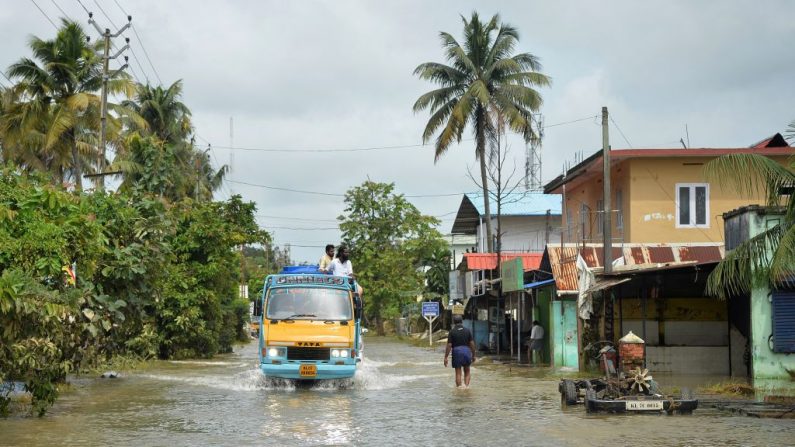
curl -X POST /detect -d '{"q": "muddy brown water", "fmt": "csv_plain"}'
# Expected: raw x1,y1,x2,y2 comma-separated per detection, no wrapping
1,338,793,446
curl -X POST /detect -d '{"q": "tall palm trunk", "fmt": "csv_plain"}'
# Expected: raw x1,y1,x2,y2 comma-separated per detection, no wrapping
71,132,82,191
476,108,494,252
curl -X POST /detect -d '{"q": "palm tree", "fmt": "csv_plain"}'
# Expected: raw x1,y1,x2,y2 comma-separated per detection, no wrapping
122,81,192,145
704,154,795,298
413,12,550,252
0,19,134,190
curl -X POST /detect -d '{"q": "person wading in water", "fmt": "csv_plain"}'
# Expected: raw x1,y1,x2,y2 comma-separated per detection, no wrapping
444,315,476,388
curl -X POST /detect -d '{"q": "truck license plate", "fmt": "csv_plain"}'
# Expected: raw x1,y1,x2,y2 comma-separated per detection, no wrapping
299,364,317,377
625,400,664,411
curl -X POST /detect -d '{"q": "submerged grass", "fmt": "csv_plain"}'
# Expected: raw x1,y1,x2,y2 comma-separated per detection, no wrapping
700,381,755,396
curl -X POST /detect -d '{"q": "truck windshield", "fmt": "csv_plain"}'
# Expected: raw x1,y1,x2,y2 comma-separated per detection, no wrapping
266,287,352,320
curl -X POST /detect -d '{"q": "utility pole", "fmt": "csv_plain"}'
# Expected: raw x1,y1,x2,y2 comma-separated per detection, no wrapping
89,13,131,191
602,106,612,274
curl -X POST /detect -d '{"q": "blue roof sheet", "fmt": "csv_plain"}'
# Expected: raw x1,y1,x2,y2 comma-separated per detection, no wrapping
466,192,561,216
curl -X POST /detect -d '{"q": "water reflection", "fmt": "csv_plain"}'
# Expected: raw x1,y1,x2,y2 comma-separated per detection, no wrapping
0,338,794,446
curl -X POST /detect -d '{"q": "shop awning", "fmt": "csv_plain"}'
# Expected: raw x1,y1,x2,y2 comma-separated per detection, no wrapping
523,279,555,290
462,253,543,271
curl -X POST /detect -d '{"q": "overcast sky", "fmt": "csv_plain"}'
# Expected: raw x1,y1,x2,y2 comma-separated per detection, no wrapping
3,0,794,262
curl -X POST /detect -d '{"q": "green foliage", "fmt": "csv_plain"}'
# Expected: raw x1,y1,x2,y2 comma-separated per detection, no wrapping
0,172,269,415
339,181,447,334
414,12,549,252
0,20,267,417
704,153,795,298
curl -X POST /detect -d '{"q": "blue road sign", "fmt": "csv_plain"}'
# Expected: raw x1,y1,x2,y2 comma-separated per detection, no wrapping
422,301,440,317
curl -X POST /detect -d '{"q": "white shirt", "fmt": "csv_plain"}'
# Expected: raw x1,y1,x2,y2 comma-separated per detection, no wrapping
329,259,354,277
530,324,544,340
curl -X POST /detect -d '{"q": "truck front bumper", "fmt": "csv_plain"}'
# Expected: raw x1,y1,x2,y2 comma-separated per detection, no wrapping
260,362,356,380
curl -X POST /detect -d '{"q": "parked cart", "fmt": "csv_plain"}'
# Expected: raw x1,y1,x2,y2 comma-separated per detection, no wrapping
559,332,698,414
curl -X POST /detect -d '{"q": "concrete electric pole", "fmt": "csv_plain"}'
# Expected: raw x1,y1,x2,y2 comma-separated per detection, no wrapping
88,13,131,191
602,106,612,274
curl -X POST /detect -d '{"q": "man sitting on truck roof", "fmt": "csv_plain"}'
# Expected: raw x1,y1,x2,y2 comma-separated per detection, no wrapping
329,245,364,299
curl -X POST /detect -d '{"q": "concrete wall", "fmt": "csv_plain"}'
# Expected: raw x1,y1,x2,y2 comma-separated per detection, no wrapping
626,157,784,243
741,209,795,381
647,346,729,375
751,285,795,380
558,155,788,244
621,320,728,346
478,215,560,252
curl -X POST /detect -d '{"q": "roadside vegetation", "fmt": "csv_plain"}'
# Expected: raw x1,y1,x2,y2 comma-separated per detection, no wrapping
0,20,272,416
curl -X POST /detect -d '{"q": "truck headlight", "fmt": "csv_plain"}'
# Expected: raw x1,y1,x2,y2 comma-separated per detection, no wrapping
267,347,286,357
331,349,349,358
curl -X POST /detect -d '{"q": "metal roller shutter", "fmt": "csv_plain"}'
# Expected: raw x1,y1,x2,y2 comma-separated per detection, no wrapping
772,290,795,353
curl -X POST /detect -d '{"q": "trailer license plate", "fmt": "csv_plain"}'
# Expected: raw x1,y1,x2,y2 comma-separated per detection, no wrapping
625,400,664,411
299,364,316,377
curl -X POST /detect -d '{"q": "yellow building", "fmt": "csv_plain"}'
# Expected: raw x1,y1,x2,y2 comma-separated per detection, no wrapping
543,135,792,245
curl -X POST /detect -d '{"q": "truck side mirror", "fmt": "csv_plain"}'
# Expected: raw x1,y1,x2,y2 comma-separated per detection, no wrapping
253,298,262,317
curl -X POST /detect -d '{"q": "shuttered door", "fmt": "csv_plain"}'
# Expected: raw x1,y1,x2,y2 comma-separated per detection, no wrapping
772,290,795,353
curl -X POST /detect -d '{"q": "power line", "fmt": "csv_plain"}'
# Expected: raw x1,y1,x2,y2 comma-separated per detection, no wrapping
545,115,599,128
194,115,600,154
227,179,475,199
29,0,59,30
49,0,70,18
93,0,118,29
74,0,90,14
257,214,339,222
107,0,150,84
609,115,633,149
264,226,340,231
130,23,162,84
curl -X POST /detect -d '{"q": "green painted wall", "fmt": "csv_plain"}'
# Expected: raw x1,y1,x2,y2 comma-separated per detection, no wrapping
535,288,551,364
551,296,579,370
746,211,795,381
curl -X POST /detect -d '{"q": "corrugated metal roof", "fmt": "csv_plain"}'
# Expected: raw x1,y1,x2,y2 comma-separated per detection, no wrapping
467,192,562,216
543,243,725,293
450,192,562,235
463,253,543,271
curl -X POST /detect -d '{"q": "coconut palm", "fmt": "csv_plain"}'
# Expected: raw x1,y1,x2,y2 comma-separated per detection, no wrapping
413,12,550,252
704,154,795,298
121,80,192,145
0,19,134,190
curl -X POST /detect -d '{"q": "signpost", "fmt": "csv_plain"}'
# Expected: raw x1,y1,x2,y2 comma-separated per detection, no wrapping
422,301,440,347
501,257,524,293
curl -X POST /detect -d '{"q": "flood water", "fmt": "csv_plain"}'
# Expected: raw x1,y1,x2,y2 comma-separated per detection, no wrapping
1,337,793,446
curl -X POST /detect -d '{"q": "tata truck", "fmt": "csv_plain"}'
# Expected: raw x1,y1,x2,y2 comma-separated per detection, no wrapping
254,266,364,380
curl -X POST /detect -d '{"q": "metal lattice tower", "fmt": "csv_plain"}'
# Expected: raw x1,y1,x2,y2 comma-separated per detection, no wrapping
525,114,544,191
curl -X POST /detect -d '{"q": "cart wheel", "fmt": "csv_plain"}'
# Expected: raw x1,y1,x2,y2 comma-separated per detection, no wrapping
585,388,596,413
561,380,578,406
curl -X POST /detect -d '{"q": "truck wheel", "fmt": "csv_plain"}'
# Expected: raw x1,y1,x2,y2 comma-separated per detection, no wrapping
561,380,578,406
585,388,597,413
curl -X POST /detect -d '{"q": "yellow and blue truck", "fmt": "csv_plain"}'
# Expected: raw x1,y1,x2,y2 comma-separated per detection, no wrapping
254,266,363,380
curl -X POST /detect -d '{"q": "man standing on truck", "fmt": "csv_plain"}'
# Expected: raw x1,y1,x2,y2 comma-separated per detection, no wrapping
444,315,476,388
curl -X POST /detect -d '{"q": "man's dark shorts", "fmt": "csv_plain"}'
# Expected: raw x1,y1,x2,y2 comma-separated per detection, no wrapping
451,345,472,368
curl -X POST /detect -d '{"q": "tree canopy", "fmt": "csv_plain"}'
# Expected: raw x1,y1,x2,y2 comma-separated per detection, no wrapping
414,12,549,252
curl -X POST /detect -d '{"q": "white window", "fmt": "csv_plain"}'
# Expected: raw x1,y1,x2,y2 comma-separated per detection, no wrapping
675,183,709,228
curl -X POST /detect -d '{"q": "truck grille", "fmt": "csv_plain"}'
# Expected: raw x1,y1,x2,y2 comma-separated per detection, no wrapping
287,347,330,361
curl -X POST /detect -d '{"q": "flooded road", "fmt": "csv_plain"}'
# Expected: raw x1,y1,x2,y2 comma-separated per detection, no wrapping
1,337,794,446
